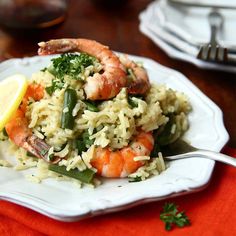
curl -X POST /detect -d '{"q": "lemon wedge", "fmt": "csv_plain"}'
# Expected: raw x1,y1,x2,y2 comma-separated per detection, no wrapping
0,74,28,131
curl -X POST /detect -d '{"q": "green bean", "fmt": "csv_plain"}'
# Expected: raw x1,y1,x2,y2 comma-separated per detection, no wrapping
157,115,176,146
26,151,37,157
48,164,95,183
61,88,77,129
150,115,178,157
83,100,99,112
74,139,87,155
82,130,94,147
73,130,94,155
150,139,161,157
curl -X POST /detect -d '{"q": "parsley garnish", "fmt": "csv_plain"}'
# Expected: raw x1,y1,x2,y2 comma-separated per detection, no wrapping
50,53,97,80
160,203,190,231
45,53,98,95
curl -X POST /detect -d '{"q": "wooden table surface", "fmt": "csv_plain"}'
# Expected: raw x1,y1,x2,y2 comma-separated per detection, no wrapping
0,0,235,147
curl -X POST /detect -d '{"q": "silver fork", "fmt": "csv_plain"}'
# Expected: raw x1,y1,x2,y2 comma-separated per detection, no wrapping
197,10,228,62
162,139,236,167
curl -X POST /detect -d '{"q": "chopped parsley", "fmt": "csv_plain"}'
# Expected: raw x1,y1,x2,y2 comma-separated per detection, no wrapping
45,53,98,95
160,203,190,231
50,53,98,80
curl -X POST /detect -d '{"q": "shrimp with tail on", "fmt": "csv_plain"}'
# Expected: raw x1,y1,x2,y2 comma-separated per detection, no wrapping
38,38,127,100
38,38,151,99
5,83,60,163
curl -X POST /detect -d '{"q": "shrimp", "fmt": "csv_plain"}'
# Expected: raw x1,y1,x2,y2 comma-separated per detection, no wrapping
5,83,60,163
121,55,150,95
90,131,154,178
38,38,127,100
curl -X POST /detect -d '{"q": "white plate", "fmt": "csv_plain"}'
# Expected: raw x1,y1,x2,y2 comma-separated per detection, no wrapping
170,0,236,8
0,55,229,221
139,2,236,73
159,0,236,48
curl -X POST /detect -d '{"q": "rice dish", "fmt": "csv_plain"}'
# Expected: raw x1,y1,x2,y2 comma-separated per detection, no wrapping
0,39,191,187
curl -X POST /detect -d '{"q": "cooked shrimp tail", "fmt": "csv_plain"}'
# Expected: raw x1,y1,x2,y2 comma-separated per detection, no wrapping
5,84,60,163
38,38,127,100
26,136,60,163
91,131,154,178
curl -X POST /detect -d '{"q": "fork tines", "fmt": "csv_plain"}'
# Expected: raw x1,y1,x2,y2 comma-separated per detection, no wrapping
197,44,228,63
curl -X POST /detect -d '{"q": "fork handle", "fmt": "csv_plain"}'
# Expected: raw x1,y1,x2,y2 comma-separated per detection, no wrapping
210,25,217,45
165,150,236,167
209,11,223,45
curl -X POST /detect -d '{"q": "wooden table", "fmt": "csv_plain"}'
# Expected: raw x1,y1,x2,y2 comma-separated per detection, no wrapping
0,0,235,148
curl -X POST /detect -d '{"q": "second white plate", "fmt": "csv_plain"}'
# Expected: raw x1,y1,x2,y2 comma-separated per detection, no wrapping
159,0,236,48
139,2,236,73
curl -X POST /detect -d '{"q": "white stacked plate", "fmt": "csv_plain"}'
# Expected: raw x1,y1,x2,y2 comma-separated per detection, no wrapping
139,0,236,73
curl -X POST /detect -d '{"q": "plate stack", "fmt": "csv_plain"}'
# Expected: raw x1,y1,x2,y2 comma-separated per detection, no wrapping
139,0,236,73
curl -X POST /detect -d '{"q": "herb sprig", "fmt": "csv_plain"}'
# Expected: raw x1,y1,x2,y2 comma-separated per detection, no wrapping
160,203,190,231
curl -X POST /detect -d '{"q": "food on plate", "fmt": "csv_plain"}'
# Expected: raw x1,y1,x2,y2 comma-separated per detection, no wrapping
0,74,28,131
0,38,191,186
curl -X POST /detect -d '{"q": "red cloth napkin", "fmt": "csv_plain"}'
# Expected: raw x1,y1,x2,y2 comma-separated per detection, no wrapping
0,146,236,236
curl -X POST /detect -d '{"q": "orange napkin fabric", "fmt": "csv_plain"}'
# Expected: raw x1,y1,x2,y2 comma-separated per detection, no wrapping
0,146,236,236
